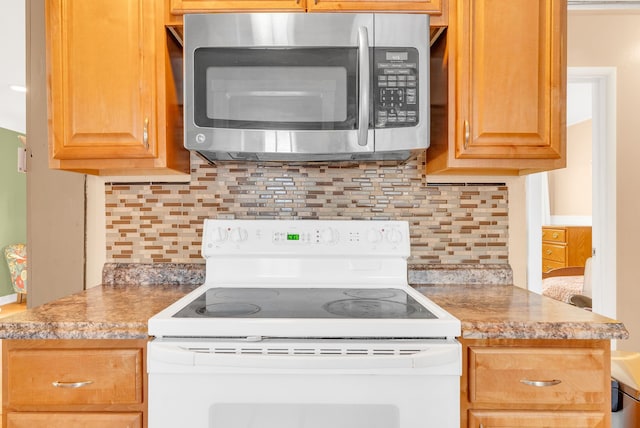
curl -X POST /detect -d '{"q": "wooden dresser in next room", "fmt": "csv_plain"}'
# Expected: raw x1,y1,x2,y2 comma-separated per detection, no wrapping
542,226,592,273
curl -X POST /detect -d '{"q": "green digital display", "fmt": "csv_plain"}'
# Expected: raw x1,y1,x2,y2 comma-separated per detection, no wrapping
287,234,300,241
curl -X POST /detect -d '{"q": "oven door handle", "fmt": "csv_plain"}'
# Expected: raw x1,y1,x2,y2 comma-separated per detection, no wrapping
149,342,460,372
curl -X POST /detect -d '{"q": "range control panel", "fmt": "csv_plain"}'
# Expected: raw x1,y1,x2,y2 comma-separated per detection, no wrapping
373,48,419,129
201,219,410,257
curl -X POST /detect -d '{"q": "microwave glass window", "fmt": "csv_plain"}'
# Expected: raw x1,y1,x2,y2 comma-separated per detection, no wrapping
193,48,359,130
206,67,347,123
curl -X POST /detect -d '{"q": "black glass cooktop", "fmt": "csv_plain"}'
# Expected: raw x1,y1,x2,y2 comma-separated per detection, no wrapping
173,287,437,320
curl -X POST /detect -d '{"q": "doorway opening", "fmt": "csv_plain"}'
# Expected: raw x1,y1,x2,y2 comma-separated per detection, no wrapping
526,67,616,319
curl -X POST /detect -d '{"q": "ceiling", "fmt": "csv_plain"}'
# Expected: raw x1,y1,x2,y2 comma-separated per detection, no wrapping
0,0,25,134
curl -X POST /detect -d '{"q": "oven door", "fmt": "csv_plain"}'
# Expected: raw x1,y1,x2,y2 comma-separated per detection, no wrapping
148,338,460,428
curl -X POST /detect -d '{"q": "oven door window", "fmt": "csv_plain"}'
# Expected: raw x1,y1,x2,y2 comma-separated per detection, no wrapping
193,48,358,130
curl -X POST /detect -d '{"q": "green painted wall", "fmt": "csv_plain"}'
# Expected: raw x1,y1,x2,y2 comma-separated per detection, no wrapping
0,127,27,297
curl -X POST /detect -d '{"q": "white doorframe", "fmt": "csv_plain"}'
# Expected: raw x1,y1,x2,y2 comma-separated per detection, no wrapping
526,67,616,319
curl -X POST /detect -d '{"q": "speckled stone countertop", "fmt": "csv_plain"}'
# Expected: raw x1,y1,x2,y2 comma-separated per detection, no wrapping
0,284,198,339
0,263,628,341
416,284,628,340
0,283,627,341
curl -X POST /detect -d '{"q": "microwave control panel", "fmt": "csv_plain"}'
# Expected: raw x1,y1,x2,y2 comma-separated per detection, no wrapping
373,48,419,128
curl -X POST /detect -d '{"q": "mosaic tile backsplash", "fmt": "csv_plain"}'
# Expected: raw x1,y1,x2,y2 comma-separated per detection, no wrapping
105,152,509,265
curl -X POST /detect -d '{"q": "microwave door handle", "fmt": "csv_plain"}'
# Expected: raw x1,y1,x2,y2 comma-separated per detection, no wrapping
357,26,370,147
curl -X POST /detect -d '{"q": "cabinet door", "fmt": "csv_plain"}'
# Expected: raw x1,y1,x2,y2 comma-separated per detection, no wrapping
47,0,156,161
469,410,606,428
455,0,565,160
170,0,306,12
308,0,441,13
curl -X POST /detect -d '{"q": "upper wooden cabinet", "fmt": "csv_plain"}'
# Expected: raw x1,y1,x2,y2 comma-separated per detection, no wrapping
427,0,567,175
46,0,189,176
308,0,441,13
169,0,445,20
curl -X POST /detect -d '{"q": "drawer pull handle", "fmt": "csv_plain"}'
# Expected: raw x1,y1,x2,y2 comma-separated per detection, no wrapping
545,249,553,255
552,232,559,238
520,379,562,387
52,380,94,389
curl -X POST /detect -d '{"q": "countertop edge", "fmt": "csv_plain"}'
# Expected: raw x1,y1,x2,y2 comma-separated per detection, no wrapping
0,321,149,340
460,321,630,340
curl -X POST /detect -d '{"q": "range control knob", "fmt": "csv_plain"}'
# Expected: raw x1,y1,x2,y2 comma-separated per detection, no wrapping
211,227,228,243
230,227,248,243
319,228,339,245
385,228,403,244
367,229,384,243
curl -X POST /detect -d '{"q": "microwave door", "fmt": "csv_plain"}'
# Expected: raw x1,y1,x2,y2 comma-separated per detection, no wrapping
185,13,376,161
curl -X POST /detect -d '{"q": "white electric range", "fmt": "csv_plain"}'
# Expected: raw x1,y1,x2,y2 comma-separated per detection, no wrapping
148,219,461,428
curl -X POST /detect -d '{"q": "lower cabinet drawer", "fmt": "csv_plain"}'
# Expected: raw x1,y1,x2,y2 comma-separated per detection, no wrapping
468,347,607,406
6,348,143,406
7,412,142,428
468,410,606,427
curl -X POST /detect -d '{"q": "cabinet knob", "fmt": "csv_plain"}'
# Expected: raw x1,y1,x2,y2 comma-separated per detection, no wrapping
552,232,559,238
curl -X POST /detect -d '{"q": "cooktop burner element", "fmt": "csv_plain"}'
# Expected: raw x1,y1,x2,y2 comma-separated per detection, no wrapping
196,302,261,317
324,299,415,318
175,287,437,320
212,289,280,300
344,289,400,299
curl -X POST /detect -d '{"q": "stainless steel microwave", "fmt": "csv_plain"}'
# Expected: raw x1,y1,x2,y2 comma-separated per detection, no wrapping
184,13,429,162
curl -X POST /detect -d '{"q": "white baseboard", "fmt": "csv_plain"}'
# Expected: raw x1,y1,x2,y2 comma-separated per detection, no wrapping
0,293,18,306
